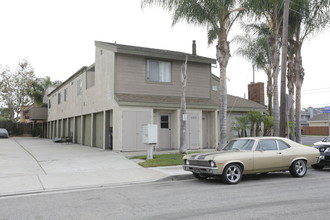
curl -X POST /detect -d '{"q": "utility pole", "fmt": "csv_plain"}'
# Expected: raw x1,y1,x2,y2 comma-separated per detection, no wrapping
280,0,290,137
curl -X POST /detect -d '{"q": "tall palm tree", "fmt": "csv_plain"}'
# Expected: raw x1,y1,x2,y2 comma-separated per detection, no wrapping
235,23,273,115
141,0,244,149
242,0,284,136
288,0,330,143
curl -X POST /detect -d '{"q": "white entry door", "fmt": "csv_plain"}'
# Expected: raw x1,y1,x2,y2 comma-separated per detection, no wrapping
187,112,200,150
159,114,171,149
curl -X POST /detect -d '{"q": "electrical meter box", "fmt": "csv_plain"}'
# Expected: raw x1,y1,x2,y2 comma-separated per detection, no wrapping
142,124,158,144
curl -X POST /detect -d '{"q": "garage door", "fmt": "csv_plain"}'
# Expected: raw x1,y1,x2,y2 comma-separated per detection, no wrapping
122,111,151,151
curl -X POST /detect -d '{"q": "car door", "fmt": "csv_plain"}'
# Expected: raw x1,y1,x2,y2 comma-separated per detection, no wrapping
253,139,283,171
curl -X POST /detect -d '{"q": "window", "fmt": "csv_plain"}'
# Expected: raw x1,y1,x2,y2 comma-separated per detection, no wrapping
58,93,61,104
146,59,171,83
86,71,95,89
48,99,51,109
160,115,169,129
278,140,290,150
212,85,219,91
257,140,278,151
223,139,255,151
77,79,83,96
64,88,68,102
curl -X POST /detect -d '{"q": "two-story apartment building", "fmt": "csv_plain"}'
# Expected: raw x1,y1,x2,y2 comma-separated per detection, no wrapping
47,41,266,151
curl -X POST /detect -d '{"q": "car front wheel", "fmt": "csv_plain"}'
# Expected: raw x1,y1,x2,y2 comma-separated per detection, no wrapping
222,163,242,184
289,159,307,177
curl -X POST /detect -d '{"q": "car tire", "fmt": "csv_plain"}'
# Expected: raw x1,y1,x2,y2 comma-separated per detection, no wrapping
311,164,324,170
289,159,307,177
222,163,242,184
193,172,208,180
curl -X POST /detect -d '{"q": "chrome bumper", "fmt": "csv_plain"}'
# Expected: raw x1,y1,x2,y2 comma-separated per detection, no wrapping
182,165,220,175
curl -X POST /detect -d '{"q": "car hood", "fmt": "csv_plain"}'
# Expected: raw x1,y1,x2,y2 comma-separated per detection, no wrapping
184,151,249,160
314,141,330,146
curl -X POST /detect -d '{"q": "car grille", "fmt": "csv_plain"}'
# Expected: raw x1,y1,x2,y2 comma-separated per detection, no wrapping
188,160,210,167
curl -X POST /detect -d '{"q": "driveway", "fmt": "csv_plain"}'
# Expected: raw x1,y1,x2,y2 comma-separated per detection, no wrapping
0,138,172,196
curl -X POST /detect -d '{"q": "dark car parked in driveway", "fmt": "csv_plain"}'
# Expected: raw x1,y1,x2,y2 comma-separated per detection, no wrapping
312,145,330,169
0,128,9,138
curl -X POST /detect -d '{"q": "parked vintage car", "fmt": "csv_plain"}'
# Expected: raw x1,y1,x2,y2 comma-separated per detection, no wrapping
183,137,320,184
314,136,330,146
0,128,9,138
311,144,330,169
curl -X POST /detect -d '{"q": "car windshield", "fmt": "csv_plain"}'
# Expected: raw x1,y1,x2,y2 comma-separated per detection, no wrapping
322,136,330,142
222,139,255,151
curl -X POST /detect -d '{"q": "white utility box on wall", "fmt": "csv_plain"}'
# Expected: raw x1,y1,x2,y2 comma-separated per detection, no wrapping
142,124,158,159
142,124,158,144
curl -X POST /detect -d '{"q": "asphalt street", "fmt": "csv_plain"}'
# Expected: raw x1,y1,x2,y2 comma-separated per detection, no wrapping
0,168,329,220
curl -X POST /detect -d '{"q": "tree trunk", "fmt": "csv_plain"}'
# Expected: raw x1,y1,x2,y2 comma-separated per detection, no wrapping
217,32,230,150
287,53,295,141
266,70,273,116
180,56,188,153
294,47,304,143
273,49,280,137
280,0,290,137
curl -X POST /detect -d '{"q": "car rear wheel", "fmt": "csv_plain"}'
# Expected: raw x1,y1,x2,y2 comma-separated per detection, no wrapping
289,159,307,177
311,164,324,170
193,172,208,180
222,163,242,184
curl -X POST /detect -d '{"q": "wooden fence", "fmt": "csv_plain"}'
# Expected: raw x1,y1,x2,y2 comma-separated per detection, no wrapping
0,121,33,136
302,126,329,136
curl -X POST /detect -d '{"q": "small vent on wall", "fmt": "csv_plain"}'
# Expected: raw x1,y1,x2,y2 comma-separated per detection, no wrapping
100,49,103,55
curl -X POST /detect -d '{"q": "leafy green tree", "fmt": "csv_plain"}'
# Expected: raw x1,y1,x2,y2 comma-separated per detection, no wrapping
233,116,249,137
142,0,244,149
28,76,61,106
288,0,330,143
0,59,35,120
235,23,273,115
242,0,284,136
247,111,264,137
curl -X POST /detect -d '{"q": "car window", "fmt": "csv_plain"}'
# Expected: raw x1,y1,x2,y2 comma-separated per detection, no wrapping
256,140,278,151
277,140,290,150
223,139,255,151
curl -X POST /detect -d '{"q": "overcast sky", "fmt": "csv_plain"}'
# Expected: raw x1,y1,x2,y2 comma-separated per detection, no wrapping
1,0,329,109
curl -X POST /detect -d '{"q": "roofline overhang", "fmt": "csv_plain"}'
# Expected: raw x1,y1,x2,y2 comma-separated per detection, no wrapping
95,41,216,64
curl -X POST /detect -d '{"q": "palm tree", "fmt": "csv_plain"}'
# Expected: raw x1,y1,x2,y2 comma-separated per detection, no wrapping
288,0,330,143
141,0,244,149
235,23,273,115
242,0,284,136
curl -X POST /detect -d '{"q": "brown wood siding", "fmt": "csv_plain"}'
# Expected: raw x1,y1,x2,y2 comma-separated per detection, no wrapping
115,54,210,98
302,126,329,136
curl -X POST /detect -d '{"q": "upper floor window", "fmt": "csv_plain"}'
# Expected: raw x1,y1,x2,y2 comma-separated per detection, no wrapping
64,88,68,102
86,71,95,89
146,59,171,83
77,79,83,96
212,85,219,91
58,93,61,104
48,99,51,109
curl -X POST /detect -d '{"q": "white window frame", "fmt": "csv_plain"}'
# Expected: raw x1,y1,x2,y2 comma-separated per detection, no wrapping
146,59,172,83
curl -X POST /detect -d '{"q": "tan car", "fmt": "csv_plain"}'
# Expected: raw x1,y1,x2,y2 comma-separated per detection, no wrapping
183,137,320,184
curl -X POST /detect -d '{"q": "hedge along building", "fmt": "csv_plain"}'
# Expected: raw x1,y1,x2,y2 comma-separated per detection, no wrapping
46,41,266,151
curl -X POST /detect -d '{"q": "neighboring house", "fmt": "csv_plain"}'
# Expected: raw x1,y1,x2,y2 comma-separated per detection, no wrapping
308,113,330,127
301,107,322,127
46,41,266,151
303,113,330,135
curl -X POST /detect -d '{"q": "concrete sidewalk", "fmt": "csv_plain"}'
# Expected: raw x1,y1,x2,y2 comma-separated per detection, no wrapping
0,138,191,197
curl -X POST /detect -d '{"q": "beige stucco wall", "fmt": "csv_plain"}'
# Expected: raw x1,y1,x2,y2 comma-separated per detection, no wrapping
47,46,116,121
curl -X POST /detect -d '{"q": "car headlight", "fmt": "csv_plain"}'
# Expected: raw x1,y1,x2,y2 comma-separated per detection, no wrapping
210,161,216,167
185,159,190,165
320,148,326,152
